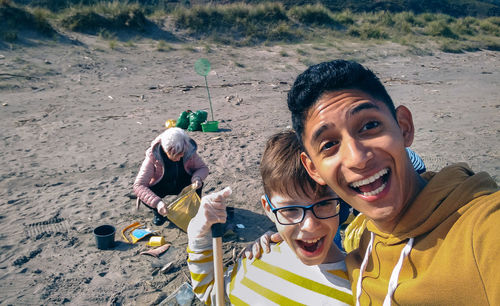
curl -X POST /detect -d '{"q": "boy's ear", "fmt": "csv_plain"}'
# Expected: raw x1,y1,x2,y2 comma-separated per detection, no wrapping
395,105,414,147
261,195,276,222
300,152,326,185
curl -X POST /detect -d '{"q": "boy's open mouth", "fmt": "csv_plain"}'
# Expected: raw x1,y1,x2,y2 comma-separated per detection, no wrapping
350,168,390,197
296,236,325,255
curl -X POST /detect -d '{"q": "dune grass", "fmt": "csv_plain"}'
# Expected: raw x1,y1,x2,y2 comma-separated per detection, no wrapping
60,2,147,34
0,0,55,41
1,1,499,53
173,2,298,45
169,2,500,52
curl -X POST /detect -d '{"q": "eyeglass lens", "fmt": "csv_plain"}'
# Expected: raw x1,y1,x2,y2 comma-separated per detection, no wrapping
276,200,340,225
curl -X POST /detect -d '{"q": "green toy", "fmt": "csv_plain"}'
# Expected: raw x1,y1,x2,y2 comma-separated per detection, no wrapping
195,58,219,132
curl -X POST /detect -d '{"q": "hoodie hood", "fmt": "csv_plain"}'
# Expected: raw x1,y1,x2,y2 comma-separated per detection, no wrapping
351,163,499,306
366,163,498,245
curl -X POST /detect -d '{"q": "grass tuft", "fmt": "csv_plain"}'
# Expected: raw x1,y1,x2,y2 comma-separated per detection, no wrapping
0,0,55,40
60,3,147,34
479,18,500,35
288,4,338,28
173,2,294,45
156,40,174,51
424,20,459,39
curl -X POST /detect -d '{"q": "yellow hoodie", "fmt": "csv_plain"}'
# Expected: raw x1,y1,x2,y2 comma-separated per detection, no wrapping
346,163,500,305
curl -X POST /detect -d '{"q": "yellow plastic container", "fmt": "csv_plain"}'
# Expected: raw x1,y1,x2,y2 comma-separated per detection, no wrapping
147,236,166,247
165,119,177,129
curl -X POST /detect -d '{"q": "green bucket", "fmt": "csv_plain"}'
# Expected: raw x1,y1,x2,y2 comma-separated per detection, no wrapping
201,121,219,132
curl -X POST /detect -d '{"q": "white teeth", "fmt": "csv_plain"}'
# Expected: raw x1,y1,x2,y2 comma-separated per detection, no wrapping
302,238,320,244
350,168,388,188
361,182,387,196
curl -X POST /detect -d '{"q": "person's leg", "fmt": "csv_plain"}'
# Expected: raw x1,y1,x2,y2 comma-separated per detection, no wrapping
140,200,168,226
151,206,168,226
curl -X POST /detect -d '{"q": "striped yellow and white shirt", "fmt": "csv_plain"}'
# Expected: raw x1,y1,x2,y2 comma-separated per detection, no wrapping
187,236,353,305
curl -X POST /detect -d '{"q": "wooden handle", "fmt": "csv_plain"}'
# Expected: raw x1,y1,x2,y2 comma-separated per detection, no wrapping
213,236,224,306
212,223,224,305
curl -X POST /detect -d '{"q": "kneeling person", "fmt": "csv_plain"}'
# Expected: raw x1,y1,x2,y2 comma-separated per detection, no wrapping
186,130,352,305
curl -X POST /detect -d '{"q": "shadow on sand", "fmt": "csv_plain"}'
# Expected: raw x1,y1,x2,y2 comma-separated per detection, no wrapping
226,206,276,243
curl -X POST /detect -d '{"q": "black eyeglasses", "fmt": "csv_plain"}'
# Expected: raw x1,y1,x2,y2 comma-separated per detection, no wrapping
265,194,341,225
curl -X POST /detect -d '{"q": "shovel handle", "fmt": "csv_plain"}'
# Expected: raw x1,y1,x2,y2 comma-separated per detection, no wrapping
212,223,225,306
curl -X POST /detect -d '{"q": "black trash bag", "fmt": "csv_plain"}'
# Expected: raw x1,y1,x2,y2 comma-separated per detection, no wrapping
176,110,192,129
187,110,208,131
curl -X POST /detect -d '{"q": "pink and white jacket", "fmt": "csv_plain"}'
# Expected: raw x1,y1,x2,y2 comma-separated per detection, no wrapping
133,136,209,208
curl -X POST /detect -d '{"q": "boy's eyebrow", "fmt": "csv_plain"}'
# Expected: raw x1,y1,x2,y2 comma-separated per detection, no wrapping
311,124,331,146
350,102,380,116
310,102,380,146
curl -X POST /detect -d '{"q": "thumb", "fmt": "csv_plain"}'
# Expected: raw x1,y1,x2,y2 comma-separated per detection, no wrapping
220,186,232,198
211,186,232,202
201,187,233,208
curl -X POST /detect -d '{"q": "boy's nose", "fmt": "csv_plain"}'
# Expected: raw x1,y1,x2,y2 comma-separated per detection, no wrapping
341,138,372,170
301,210,320,230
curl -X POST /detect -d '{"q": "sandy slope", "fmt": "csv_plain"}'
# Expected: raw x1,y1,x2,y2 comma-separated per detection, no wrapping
0,34,499,305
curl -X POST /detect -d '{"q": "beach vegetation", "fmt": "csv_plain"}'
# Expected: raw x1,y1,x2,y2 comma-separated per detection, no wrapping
479,18,500,35
60,2,147,34
331,9,355,26
173,2,296,45
182,44,198,52
296,48,308,56
156,39,174,51
108,38,117,49
1,1,499,54
450,17,479,36
124,39,135,47
288,4,339,28
0,0,55,41
424,20,459,39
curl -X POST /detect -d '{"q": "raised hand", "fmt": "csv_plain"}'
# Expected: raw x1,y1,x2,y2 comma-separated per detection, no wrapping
187,187,232,239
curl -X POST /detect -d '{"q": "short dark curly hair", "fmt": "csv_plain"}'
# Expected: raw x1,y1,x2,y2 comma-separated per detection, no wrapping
287,59,396,147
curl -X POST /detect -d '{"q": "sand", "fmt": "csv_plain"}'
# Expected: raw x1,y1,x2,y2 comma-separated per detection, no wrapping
0,33,499,305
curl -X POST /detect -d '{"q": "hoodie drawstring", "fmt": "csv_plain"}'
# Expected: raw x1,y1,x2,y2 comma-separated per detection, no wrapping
383,237,414,306
356,232,415,306
356,232,374,306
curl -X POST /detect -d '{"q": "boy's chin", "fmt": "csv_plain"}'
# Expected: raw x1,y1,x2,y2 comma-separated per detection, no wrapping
295,252,326,266
293,239,329,265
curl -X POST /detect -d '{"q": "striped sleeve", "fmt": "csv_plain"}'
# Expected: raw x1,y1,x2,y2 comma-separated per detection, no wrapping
187,246,216,305
187,236,239,305
406,148,426,174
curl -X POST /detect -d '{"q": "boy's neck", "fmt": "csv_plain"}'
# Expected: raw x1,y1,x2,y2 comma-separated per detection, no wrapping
323,244,345,264
373,171,428,233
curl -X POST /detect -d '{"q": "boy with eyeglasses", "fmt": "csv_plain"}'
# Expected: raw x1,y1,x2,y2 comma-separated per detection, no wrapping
186,130,352,305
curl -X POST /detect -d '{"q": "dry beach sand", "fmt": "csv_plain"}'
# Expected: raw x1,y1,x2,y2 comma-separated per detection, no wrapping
1,34,499,305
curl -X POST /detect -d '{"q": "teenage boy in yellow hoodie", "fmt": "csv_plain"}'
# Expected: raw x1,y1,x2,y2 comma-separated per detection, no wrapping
286,59,500,305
